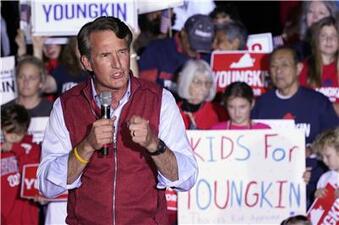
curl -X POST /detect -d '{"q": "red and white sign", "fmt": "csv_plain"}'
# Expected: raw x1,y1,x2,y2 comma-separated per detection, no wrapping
21,164,68,201
247,33,273,53
211,51,270,96
178,129,306,224
316,87,339,103
166,188,177,211
307,183,339,225
0,56,16,104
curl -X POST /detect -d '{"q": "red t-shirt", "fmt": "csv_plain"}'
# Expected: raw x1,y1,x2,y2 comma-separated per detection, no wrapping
211,121,271,130
299,61,339,102
1,135,41,225
178,101,228,130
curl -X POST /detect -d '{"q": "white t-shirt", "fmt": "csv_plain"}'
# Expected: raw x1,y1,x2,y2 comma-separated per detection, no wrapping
316,170,339,189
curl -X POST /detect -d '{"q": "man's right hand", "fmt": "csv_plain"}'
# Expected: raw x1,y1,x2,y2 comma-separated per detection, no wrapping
67,117,114,184
87,117,115,150
79,117,115,158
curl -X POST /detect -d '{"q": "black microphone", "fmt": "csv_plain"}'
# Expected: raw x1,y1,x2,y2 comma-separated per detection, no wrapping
99,91,112,156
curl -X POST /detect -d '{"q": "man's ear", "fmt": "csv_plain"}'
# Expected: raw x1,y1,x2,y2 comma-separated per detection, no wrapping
81,55,93,72
251,99,255,109
231,38,240,50
296,62,303,77
180,30,187,38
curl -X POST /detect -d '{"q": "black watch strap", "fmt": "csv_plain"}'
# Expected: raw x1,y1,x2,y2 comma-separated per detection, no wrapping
149,139,167,156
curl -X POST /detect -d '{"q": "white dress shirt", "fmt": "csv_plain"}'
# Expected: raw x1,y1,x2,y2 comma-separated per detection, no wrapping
38,80,198,198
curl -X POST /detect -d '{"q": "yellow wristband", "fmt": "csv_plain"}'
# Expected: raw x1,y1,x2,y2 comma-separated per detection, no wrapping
73,147,89,164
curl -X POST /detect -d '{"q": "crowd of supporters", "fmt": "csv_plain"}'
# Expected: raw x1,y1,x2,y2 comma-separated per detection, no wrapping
1,1,338,225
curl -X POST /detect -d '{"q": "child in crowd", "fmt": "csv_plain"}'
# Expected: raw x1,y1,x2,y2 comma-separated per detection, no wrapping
1,104,41,225
312,127,339,199
280,215,312,225
212,82,270,129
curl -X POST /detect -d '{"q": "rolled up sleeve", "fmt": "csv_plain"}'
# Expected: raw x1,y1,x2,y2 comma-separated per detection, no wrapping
156,89,198,191
37,98,81,198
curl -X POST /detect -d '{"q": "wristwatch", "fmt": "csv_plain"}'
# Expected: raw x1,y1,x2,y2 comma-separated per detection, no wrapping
149,139,167,156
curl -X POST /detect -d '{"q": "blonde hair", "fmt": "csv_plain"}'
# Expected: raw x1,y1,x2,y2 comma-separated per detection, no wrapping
312,127,339,154
16,55,46,83
177,59,216,101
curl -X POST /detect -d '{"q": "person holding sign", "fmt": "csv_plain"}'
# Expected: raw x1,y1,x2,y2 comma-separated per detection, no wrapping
37,16,198,225
15,30,62,74
51,37,88,97
212,81,270,129
312,127,339,199
252,46,338,208
1,104,41,225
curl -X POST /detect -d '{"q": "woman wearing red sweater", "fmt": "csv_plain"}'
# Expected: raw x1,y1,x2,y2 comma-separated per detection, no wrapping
176,59,227,130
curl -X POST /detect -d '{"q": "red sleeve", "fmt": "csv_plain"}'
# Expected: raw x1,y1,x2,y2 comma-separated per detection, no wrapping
299,61,309,87
194,102,227,129
139,69,159,82
213,103,229,122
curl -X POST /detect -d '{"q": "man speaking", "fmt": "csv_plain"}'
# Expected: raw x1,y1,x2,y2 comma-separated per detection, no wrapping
38,16,198,225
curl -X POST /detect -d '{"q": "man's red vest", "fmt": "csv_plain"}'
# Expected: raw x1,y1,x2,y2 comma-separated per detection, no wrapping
60,76,169,225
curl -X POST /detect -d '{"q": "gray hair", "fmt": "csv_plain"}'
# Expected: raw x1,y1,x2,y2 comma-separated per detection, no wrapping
177,59,216,101
299,1,337,40
216,20,248,50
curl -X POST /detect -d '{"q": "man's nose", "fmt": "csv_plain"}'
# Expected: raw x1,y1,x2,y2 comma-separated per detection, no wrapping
111,53,122,68
274,66,282,74
23,77,31,84
234,108,240,116
313,14,320,22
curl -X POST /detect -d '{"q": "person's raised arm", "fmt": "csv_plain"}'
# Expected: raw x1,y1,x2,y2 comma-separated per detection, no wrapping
32,35,46,60
15,29,27,58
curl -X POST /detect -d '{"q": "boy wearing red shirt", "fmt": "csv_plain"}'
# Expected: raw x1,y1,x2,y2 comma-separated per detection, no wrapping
1,104,41,225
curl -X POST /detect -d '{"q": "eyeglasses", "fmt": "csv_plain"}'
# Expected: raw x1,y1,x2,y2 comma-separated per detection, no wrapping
191,79,213,88
319,34,338,42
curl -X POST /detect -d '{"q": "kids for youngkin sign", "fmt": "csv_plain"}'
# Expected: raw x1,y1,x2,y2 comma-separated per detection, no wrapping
178,129,306,225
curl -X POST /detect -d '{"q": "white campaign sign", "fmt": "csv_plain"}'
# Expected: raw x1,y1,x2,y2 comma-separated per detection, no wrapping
178,129,306,225
137,0,183,14
32,0,137,36
253,119,295,130
0,56,17,105
247,33,273,53
28,117,49,143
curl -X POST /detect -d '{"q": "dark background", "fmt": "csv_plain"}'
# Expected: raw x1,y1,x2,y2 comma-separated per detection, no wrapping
1,1,291,56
